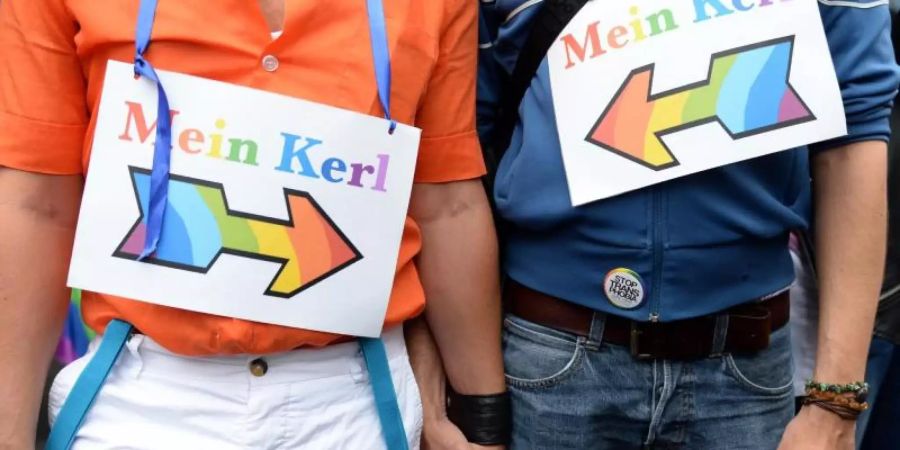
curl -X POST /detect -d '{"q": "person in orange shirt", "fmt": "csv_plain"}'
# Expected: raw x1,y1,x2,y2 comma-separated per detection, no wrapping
0,0,507,449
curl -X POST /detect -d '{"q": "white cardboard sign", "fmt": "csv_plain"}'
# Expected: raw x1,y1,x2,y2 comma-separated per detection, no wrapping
548,0,846,205
68,61,420,337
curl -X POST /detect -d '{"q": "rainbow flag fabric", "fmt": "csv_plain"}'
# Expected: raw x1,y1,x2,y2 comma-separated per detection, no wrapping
54,289,95,364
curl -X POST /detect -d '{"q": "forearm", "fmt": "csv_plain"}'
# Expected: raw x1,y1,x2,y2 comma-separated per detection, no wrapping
811,141,888,383
409,180,505,399
405,316,450,419
0,169,81,447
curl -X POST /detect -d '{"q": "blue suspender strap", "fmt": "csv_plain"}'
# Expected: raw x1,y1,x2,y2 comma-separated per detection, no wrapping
359,337,410,450
133,0,173,260
365,0,397,133
45,327,409,450
46,320,133,450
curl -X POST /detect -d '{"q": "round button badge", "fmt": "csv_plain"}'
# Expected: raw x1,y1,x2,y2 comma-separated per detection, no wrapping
604,268,645,310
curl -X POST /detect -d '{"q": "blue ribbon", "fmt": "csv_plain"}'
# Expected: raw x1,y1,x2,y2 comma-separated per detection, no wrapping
133,0,172,260
365,0,397,133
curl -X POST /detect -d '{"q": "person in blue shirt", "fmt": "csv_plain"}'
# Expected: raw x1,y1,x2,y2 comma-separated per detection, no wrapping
478,0,900,448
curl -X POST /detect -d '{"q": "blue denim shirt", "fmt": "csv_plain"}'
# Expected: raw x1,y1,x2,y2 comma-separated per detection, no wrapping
479,0,900,321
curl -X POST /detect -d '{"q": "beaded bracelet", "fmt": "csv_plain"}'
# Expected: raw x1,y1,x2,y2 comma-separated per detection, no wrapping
804,380,869,398
803,380,869,420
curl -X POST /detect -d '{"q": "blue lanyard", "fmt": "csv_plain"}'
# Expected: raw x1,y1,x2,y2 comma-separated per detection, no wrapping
48,1,408,449
132,0,172,260
136,0,397,259
366,0,397,133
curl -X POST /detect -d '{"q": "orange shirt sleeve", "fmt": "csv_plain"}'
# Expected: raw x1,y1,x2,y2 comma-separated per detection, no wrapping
412,0,486,183
0,0,87,175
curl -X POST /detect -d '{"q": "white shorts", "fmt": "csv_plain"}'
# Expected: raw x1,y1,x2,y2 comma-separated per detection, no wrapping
48,326,423,450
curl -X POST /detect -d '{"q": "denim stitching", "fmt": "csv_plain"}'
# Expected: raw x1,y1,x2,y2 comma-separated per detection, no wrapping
646,360,675,446
505,342,585,389
724,355,793,395
504,316,579,349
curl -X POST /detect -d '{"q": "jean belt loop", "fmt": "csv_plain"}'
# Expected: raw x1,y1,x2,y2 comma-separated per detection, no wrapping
585,312,607,350
711,314,730,357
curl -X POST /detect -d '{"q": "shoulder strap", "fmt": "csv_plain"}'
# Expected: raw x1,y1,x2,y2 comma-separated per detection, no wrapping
487,0,591,173
46,320,133,450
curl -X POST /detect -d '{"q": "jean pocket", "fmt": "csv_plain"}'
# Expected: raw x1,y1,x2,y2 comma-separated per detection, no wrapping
723,326,794,396
502,315,584,389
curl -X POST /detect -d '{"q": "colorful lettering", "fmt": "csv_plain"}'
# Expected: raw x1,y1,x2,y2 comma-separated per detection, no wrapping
275,133,323,178
118,101,180,144
179,128,204,154
559,8,678,70
560,21,605,69
119,103,393,193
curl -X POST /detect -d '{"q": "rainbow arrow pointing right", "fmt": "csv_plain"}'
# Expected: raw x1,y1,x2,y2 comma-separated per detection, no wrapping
586,36,814,170
115,167,362,298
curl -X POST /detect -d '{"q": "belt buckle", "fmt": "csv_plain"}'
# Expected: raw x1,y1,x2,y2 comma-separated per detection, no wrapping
630,322,654,360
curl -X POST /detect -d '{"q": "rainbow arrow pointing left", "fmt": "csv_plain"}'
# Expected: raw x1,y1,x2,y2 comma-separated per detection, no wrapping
115,167,362,297
586,36,814,170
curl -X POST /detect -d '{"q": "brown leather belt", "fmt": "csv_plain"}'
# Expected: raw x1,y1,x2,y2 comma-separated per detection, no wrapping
506,281,790,360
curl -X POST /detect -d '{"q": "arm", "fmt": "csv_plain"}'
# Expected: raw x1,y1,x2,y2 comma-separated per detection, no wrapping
780,3,899,448
403,0,505,445
407,179,505,449
0,169,82,449
811,142,887,386
781,142,887,449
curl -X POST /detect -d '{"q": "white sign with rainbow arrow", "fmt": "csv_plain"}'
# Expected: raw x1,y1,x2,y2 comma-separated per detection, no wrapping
68,61,420,337
548,0,846,205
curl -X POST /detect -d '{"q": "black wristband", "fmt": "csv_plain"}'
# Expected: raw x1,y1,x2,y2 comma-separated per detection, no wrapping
446,388,512,446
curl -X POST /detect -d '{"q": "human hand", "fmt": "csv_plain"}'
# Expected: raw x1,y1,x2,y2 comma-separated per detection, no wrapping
422,418,505,450
777,405,855,450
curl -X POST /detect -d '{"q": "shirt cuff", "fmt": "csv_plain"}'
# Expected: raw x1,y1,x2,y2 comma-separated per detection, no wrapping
808,116,892,153
414,130,487,183
0,110,85,174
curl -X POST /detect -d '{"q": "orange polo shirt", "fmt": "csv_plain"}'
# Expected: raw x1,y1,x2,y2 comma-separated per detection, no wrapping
0,0,485,355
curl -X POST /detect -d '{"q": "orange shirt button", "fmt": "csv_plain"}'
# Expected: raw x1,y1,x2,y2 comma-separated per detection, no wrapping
249,358,268,377
261,55,279,72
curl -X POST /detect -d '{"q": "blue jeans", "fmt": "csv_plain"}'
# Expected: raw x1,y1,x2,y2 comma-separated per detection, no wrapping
503,313,795,449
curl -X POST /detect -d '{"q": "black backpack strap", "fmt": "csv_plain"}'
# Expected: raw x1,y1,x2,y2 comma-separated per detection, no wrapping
487,0,591,174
